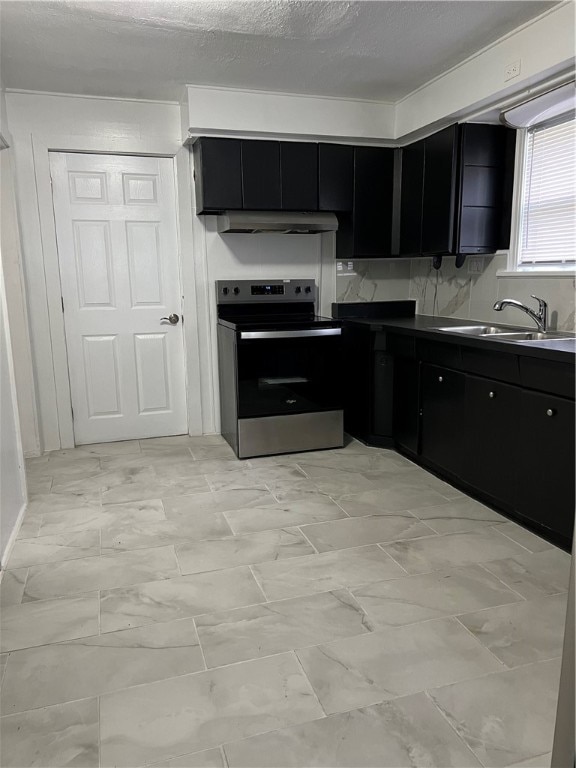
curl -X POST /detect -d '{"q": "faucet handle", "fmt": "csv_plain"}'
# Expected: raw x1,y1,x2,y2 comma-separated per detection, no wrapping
531,294,547,311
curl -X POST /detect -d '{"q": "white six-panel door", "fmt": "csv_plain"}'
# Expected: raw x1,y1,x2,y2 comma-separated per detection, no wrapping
50,153,187,444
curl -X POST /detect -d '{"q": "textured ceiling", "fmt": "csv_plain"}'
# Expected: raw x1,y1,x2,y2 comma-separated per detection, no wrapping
0,0,557,102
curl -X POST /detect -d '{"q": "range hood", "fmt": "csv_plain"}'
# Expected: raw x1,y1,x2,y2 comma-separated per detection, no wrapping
217,211,338,234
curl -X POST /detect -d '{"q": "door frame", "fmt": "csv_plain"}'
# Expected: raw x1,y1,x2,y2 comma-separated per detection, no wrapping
32,133,202,449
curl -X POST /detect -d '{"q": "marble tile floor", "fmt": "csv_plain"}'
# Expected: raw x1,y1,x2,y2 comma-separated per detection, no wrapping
0,434,570,767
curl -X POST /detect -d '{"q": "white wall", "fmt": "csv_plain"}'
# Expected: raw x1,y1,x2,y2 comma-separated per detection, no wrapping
5,2,576,451
6,90,338,450
0,90,38,457
395,2,575,139
0,90,27,561
336,254,576,332
5,92,199,452
0,267,26,564
185,84,395,143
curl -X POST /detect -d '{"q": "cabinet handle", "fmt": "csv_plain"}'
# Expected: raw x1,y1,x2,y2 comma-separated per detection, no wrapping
438,376,443,383
546,408,555,417
489,391,496,399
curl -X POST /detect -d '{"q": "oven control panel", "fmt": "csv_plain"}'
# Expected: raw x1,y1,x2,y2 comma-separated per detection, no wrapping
217,279,316,303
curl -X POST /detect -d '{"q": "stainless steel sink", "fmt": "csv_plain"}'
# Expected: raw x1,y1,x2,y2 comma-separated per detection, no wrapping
494,331,573,342
433,325,573,343
434,325,518,336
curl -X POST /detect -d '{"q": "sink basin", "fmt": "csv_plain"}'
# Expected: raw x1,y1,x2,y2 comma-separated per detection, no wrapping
494,332,573,342
434,325,518,336
433,325,573,343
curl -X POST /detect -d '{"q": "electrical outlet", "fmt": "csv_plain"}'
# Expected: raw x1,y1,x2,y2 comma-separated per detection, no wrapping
505,60,521,81
467,256,485,275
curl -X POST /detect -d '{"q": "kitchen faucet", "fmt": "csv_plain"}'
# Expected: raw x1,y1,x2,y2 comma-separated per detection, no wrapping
493,295,548,333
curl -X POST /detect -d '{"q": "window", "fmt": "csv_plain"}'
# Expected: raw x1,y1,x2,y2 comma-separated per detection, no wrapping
517,115,575,268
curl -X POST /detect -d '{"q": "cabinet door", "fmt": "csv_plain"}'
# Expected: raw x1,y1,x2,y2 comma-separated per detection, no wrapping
194,138,242,213
421,125,458,255
241,141,281,210
352,147,395,257
393,356,420,454
399,140,424,255
464,375,520,507
318,144,353,211
420,363,466,476
515,391,575,543
280,142,318,211
456,124,513,255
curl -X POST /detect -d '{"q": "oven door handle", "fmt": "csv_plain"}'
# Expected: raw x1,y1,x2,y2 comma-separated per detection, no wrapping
239,328,342,340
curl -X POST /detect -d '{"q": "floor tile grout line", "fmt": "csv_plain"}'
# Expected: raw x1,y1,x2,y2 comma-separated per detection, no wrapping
422,688,490,768
294,525,320,554
247,564,270,603
2,653,562,723
474,560,547,601
290,648,329,718
375,543,411,574
490,523,551,554
451,614,509,669
192,617,209,673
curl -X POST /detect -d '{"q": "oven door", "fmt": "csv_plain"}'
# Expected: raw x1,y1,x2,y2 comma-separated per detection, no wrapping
236,328,342,419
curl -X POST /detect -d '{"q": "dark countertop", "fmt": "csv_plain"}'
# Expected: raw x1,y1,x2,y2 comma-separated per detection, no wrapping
340,314,576,363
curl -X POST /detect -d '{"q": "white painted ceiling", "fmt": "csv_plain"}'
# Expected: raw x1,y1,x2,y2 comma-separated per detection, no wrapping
0,1,557,102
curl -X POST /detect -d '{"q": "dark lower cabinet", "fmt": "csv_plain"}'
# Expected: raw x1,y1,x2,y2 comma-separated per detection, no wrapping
515,391,575,543
393,356,420,455
464,375,519,507
420,363,466,477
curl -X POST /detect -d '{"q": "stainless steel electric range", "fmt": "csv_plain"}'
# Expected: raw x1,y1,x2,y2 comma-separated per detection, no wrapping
216,279,344,459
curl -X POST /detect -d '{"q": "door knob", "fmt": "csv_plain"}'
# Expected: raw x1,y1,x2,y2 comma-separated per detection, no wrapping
160,314,180,325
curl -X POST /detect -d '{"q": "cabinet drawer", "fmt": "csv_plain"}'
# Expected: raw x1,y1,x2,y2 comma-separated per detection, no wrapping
417,339,461,368
461,346,519,383
519,356,575,399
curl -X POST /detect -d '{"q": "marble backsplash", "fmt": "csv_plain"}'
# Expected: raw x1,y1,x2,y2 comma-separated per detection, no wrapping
336,254,576,332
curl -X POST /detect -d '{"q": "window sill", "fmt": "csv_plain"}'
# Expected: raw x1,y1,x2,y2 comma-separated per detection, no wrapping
497,269,576,279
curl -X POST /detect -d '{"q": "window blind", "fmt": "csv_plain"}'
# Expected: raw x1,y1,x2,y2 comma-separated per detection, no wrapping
519,116,575,265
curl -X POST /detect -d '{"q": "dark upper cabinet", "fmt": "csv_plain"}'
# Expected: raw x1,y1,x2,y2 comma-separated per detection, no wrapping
318,144,354,211
421,125,459,255
241,140,281,210
455,124,516,254
463,374,519,508
193,138,243,214
398,123,515,257
337,147,395,259
399,139,425,256
280,142,318,211
515,391,575,544
420,363,466,478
